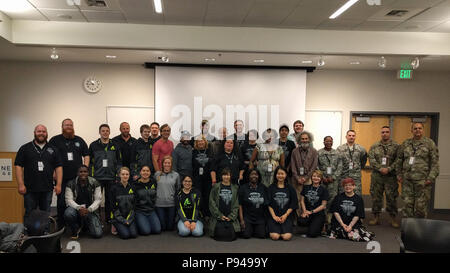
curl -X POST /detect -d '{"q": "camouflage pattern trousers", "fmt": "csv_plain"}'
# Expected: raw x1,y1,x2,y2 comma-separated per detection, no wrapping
370,172,398,216
401,179,432,218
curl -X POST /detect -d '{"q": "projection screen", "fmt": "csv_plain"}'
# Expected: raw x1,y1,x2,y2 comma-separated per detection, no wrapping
155,66,306,141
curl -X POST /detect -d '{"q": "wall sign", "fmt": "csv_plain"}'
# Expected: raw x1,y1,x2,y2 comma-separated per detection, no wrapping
0,158,13,181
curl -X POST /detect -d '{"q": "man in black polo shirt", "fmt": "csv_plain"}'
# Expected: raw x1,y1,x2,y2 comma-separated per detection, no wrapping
112,122,137,169
15,124,63,219
49,118,90,228
88,124,122,227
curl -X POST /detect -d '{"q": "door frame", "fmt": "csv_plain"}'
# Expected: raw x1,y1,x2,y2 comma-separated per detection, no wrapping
349,111,447,216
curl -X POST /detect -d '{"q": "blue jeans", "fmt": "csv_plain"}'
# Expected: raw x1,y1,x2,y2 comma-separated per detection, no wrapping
113,221,138,240
155,206,176,231
177,220,204,237
135,211,161,235
23,191,53,218
64,207,103,238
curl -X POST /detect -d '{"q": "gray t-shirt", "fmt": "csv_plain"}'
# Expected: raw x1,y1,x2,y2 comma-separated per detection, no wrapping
154,171,180,207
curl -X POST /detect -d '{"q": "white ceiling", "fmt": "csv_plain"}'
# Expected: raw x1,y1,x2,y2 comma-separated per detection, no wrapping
2,0,449,32
1,0,450,70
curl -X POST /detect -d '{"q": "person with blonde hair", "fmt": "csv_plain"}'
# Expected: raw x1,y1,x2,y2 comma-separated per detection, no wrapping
192,137,214,218
298,170,329,237
154,156,181,231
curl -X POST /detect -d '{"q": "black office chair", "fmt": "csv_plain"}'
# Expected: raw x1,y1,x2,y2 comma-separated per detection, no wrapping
398,218,450,253
19,226,65,253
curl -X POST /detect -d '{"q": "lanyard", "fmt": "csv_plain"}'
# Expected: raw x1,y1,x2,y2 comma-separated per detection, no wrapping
300,149,308,166
410,142,422,156
32,142,45,158
347,145,354,162
225,152,234,164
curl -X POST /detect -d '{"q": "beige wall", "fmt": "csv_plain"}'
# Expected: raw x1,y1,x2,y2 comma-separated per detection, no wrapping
0,61,448,209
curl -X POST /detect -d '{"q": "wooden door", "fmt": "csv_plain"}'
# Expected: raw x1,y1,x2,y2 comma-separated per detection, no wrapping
352,116,390,195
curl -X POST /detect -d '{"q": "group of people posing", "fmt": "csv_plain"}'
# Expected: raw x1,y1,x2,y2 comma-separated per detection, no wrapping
14,118,439,243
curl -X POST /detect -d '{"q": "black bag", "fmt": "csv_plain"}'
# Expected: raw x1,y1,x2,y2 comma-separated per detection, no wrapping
214,220,236,242
23,209,51,236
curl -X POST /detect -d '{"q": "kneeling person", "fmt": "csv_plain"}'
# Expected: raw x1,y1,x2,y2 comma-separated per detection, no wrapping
64,165,103,239
176,175,203,237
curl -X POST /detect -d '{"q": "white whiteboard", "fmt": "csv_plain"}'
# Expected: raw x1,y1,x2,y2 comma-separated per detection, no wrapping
106,106,155,139
305,110,342,149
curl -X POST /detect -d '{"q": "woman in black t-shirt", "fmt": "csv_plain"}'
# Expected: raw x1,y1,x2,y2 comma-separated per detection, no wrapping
192,138,213,217
329,178,375,242
238,169,268,239
267,166,298,241
299,170,329,237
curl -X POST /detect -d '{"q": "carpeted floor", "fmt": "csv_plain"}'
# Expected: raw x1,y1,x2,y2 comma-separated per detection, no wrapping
61,212,407,253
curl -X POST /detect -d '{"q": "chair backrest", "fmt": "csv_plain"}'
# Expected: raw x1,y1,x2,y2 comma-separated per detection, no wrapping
20,227,65,253
401,218,450,253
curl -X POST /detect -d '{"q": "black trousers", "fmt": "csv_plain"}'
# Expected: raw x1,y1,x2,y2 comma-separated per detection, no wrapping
298,213,325,238
241,220,266,239
99,180,116,224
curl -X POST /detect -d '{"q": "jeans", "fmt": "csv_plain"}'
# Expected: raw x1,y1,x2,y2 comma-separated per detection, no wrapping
56,179,70,228
177,220,204,237
23,191,53,218
64,207,103,238
113,221,138,240
135,211,161,235
155,206,176,231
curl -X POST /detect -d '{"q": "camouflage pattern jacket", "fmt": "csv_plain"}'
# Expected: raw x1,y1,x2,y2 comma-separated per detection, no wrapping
317,148,343,181
336,143,367,180
368,140,399,176
396,137,439,181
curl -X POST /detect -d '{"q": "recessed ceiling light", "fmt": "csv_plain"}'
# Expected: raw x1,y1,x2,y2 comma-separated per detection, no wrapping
159,56,169,63
350,61,360,65
253,59,264,63
204,58,216,62
50,48,59,60
302,60,313,64
106,55,117,59
153,0,163,13
329,0,359,19
57,14,73,20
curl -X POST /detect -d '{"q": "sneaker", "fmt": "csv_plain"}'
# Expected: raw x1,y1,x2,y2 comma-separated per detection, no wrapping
71,227,81,240
111,225,118,235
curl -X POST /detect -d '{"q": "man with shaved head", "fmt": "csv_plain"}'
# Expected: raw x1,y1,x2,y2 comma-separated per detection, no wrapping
15,124,63,219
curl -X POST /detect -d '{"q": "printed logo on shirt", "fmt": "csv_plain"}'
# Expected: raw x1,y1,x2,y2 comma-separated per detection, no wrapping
183,198,192,208
248,192,264,208
128,189,134,194
75,142,80,147
46,147,54,154
111,146,116,151
305,190,320,207
274,192,289,210
196,153,209,166
219,188,233,205
341,200,356,216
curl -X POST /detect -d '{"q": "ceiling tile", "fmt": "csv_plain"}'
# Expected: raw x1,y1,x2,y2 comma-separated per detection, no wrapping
390,0,443,9
204,0,254,26
408,6,450,22
392,20,444,32
242,0,302,26
82,10,126,23
78,0,122,11
163,0,208,25
352,20,402,31
426,20,450,32
28,0,78,10
118,0,163,24
39,8,86,22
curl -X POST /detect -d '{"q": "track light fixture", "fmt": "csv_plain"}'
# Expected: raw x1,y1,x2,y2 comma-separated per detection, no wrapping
317,56,325,67
378,56,386,68
411,57,420,69
50,48,59,60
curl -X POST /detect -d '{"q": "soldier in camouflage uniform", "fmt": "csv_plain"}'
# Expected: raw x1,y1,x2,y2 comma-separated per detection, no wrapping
396,122,439,218
336,130,367,196
368,126,400,228
317,136,343,225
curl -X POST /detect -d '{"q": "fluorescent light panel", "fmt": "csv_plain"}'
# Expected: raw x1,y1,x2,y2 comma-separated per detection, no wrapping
153,0,163,13
0,0,34,12
329,0,359,19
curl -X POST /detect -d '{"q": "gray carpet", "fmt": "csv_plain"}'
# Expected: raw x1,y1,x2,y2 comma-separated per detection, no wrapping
60,212,406,253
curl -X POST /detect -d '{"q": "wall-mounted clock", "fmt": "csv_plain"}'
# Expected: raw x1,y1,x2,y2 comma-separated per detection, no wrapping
83,76,102,93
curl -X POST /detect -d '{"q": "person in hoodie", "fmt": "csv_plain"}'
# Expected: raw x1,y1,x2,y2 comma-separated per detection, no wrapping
131,124,155,181
175,175,203,237
172,130,193,178
110,167,137,239
133,165,161,235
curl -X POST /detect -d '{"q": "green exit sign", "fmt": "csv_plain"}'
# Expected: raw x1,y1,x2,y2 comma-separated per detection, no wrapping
397,69,413,79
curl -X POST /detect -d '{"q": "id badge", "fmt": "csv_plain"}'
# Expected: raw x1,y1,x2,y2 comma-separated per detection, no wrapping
349,161,354,170
102,159,108,168
299,167,305,175
268,164,273,172
38,161,44,172
199,167,204,175
381,157,387,166
327,167,332,175
67,152,74,161
409,157,415,165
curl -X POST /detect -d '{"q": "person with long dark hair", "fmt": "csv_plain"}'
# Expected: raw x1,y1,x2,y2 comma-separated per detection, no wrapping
175,175,203,237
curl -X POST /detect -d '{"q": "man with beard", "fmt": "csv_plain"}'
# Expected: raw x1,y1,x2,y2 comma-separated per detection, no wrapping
290,131,318,218
49,118,90,228
172,131,193,178
15,124,63,219
112,122,137,169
